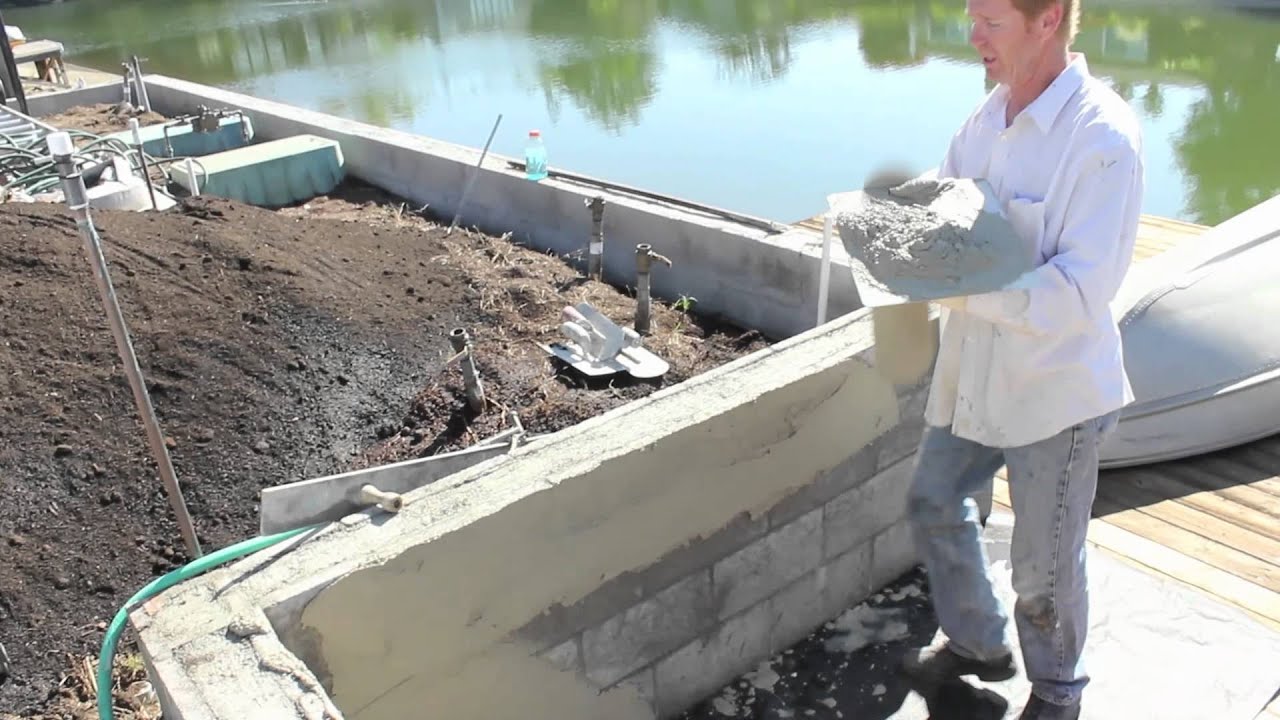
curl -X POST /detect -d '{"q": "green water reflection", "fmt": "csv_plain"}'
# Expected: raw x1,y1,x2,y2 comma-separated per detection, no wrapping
7,0,1278,225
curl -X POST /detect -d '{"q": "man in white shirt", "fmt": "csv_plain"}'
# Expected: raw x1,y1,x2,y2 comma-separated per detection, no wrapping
897,1,1143,719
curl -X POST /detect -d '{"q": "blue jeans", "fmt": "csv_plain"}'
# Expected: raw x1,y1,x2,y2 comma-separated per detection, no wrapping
906,411,1119,706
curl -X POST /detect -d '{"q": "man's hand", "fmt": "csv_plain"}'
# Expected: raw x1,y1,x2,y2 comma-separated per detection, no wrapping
888,174,956,205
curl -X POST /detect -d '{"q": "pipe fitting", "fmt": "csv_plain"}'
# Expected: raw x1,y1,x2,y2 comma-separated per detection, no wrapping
585,196,607,280
449,327,486,413
360,484,403,513
634,244,672,335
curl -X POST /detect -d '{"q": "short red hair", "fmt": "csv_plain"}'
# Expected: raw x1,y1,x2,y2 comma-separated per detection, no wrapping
1013,0,1080,41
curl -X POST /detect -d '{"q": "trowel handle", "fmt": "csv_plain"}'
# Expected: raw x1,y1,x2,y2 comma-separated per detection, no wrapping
562,306,589,326
560,321,594,352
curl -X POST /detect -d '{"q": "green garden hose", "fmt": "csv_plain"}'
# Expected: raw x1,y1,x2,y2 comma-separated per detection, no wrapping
0,127,163,198
96,524,320,720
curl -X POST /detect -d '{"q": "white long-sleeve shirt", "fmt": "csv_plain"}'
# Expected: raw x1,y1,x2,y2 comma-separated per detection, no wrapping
924,53,1146,448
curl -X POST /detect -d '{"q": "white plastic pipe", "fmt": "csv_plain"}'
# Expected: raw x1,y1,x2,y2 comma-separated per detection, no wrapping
46,130,73,157
184,157,199,196
817,211,833,326
359,484,403,513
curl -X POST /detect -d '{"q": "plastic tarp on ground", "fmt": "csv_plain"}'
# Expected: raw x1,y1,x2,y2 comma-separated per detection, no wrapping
966,511,1280,719
682,509,1280,720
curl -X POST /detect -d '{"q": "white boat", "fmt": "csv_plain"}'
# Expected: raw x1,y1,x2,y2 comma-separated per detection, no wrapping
1099,194,1280,469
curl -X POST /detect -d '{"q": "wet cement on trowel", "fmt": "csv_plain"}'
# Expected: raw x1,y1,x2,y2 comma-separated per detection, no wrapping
833,178,1032,305
681,509,1280,720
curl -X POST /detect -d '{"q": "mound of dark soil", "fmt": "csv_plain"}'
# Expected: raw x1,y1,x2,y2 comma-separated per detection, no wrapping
0,188,767,717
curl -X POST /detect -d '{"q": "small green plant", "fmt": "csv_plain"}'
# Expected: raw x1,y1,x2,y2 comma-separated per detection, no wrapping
672,294,697,333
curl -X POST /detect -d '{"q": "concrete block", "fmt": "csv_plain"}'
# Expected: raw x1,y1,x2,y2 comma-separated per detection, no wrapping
823,456,914,559
516,509,767,652
582,571,713,689
897,376,931,418
765,438,880,529
870,521,919,592
542,637,582,675
874,416,925,473
713,508,822,620
767,570,829,654
613,667,657,714
655,601,774,717
823,542,875,620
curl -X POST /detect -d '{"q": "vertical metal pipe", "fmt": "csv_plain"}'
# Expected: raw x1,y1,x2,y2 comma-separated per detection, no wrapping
817,211,833,326
120,63,133,108
635,244,653,335
185,157,200,196
585,196,606,280
447,112,502,236
634,244,671,335
47,132,202,559
449,328,485,413
128,119,159,211
131,55,151,113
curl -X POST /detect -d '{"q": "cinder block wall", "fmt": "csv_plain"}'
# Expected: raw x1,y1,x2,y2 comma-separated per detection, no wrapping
131,308,959,720
140,75,864,340
508,389,929,718
253,311,941,720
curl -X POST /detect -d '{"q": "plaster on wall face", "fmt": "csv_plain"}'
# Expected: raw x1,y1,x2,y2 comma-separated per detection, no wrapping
293,358,900,718
349,641,653,720
871,303,937,386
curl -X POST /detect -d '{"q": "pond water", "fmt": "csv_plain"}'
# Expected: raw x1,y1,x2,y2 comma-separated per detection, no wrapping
7,0,1279,225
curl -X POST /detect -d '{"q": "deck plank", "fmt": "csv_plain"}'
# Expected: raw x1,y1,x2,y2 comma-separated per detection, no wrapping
1091,492,1280,593
1158,463,1280,523
993,477,1280,632
1095,473,1280,567
1104,467,1280,543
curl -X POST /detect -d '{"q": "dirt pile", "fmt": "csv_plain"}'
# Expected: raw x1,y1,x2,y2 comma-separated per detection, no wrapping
37,103,168,139
0,185,767,717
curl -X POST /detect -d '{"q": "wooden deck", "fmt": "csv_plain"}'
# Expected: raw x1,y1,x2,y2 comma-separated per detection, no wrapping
798,212,1280,717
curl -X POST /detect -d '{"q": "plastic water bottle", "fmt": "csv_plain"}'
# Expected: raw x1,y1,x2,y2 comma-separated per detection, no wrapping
525,130,548,181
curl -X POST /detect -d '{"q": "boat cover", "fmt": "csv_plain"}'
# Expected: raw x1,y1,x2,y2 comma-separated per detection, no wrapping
1100,194,1280,468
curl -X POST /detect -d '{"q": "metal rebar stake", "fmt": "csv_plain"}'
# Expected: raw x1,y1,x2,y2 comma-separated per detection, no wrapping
48,132,202,559
131,55,152,113
447,112,503,236
586,196,606,280
128,118,159,211
449,328,486,413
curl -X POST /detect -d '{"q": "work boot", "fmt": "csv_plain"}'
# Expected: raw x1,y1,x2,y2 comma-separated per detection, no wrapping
1018,695,1080,719
900,642,1017,685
